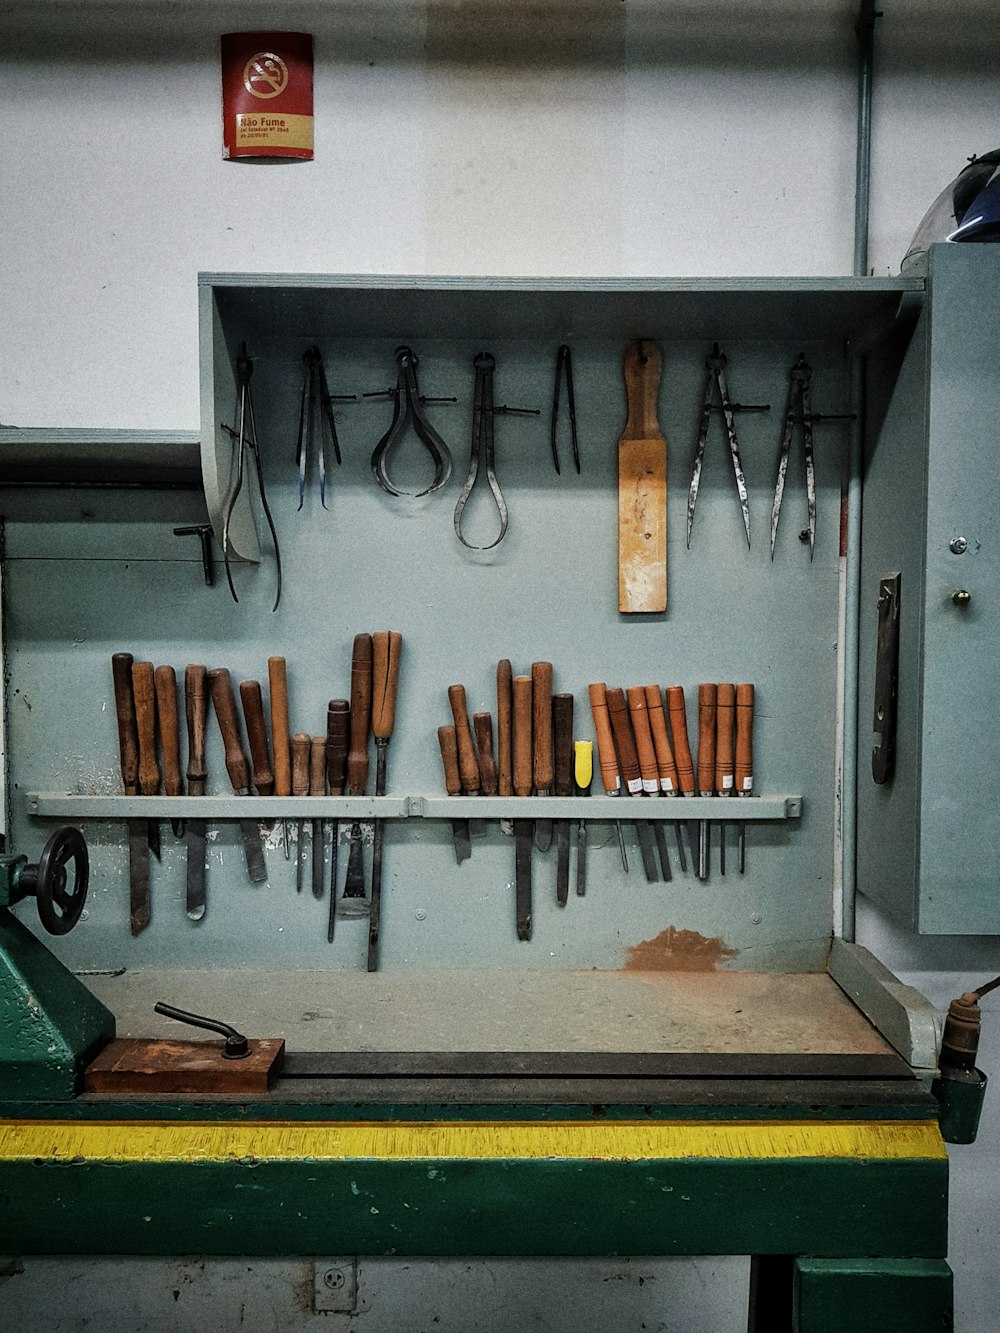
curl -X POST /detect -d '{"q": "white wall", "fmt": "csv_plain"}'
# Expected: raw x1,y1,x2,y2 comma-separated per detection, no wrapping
4,1,1000,1328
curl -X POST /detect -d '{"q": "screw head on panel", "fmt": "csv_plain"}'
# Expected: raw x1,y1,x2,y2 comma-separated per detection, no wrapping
950,537,968,555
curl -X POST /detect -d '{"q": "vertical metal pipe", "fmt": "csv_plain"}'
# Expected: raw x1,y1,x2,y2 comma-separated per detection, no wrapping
853,0,879,277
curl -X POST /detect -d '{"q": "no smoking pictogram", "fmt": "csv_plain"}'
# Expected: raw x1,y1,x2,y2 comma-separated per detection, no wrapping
243,53,289,99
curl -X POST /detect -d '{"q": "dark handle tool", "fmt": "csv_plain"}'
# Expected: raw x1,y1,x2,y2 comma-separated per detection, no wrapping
112,652,139,796
112,652,149,935
132,658,161,864
291,731,310,895
325,699,350,941
497,660,513,799
474,713,498,796
369,630,403,970
240,680,274,796
553,691,574,905
735,682,755,874
184,664,208,923
268,656,292,859
607,687,658,882
512,674,533,940
531,661,554,852
310,735,327,900
438,725,471,865
342,633,373,915
208,667,267,885
448,684,481,797
155,664,184,804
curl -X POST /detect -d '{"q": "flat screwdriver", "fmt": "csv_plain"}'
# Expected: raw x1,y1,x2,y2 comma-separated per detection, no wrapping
627,686,671,882
735,683,755,873
666,686,700,876
325,699,350,940
606,686,658,883
292,732,310,893
268,656,292,858
574,739,593,896
715,684,736,875
644,685,687,874
309,736,326,899
553,692,574,905
368,630,402,972
588,683,628,873
696,684,717,882
341,633,373,917
438,725,472,864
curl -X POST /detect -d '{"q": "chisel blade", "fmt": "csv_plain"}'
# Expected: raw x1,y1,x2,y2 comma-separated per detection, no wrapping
452,819,472,864
555,821,570,906
575,820,587,896
339,821,370,917
514,818,533,940
653,821,672,882
239,817,267,884
129,822,150,935
534,809,553,853
311,819,324,898
147,818,161,862
185,819,207,922
634,822,659,883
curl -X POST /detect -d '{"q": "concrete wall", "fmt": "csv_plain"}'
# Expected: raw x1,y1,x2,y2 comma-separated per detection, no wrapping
3,1,1000,1329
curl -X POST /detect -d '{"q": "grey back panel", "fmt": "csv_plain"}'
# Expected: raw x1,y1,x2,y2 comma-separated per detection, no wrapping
5,276,888,973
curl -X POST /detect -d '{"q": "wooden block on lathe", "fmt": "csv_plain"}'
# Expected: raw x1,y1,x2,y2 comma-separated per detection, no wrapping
84,1037,285,1095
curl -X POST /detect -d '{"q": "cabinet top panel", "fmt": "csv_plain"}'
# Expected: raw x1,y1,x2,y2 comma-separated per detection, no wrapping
201,272,923,343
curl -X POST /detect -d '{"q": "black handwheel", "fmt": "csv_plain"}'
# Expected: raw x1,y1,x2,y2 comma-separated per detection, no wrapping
32,826,89,935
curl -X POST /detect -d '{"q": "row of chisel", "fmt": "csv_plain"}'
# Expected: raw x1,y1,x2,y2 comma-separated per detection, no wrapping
438,663,755,940
109,634,401,970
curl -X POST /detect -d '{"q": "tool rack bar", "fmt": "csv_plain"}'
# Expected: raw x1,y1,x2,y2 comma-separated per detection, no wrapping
26,793,801,821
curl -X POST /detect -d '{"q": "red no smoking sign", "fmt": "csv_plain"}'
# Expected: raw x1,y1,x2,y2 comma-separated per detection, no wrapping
221,32,314,160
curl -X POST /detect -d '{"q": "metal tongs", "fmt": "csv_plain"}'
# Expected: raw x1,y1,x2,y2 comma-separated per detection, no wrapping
687,343,767,551
296,345,353,511
221,341,282,612
369,346,453,497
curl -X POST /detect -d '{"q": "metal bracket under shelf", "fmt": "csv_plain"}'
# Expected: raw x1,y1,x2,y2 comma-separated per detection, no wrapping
26,793,802,821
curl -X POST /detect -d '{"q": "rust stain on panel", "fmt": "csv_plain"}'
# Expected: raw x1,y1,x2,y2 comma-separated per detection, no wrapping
624,925,737,972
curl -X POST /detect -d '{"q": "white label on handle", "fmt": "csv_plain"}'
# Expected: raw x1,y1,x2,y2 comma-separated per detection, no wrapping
642,779,658,794
722,776,734,790
660,778,674,793
626,777,643,794
742,777,753,792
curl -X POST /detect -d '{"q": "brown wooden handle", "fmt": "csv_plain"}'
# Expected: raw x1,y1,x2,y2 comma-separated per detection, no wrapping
735,682,755,794
644,684,678,793
497,659,513,798
239,680,274,796
666,686,695,795
512,674,533,797
111,652,139,795
154,666,183,797
626,686,659,791
131,660,160,796
326,700,350,795
716,683,736,794
448,683,481,796
531,661,554,792
553,692,574,797
208,667,250,793
267,656,291,798
473,713,498,796
697,683,718,795
372,630,403,741
606,687,641,793
437,725,461,797
621,339,662,441
347,633,373,796
310,735,327,796
184,664,208,793
291,731,310,798
588,683,620,795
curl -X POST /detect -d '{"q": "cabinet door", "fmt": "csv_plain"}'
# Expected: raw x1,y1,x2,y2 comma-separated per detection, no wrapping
859,245,1000,933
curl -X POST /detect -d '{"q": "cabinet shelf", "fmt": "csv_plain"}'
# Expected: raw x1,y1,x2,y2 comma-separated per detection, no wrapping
26,793,801,821
0,429,201,488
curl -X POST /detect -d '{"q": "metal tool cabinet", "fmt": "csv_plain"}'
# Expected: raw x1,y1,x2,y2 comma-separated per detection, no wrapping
0,258,971,1330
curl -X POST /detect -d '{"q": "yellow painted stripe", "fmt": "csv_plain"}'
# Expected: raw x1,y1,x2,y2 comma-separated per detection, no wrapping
0,1120,946,1164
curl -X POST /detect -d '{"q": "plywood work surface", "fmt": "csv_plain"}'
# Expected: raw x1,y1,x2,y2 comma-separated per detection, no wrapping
82,968,894,1057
